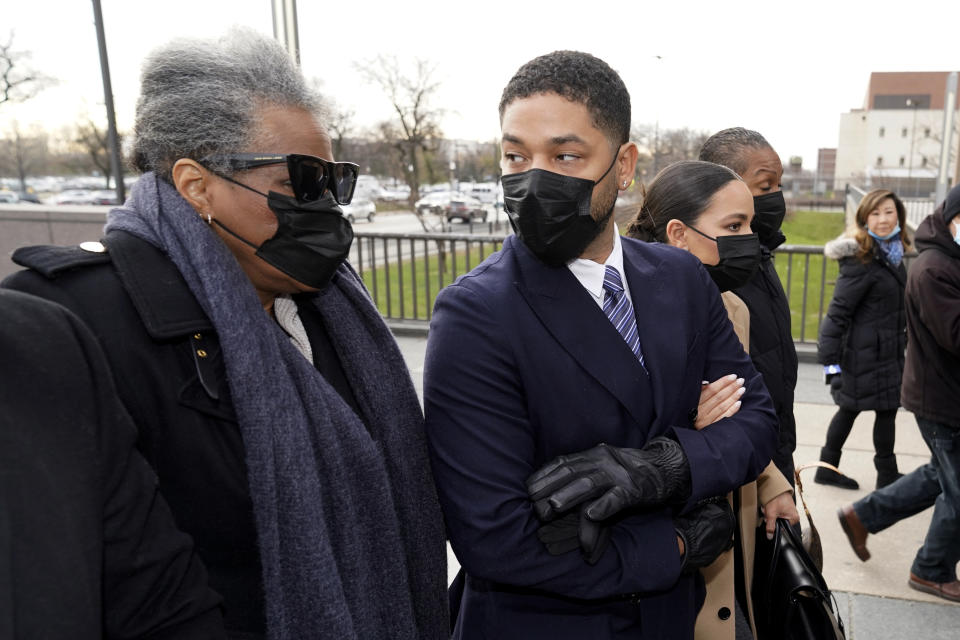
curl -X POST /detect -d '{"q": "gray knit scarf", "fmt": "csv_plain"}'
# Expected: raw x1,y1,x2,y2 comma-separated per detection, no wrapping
105,174,447,640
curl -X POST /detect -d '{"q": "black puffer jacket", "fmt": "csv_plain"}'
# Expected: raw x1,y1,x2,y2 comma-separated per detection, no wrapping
734,240,798,482
817,236,907,411
901,208,960,427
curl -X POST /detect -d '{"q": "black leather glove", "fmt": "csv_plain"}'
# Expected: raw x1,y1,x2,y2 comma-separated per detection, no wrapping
674,497,736,574
828,374,842,392
535,509,612,565
526,437,692,522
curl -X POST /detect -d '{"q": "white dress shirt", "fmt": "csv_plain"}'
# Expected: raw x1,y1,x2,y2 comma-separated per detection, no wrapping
566,226,634,308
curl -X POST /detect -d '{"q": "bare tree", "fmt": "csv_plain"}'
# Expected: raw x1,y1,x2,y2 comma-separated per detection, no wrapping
74,117,120,187
918,120,959,173
455,141,500,183
355,55,445,223
0,31,52,107
631,124,710,184
327,101,356,160
0,124,48,192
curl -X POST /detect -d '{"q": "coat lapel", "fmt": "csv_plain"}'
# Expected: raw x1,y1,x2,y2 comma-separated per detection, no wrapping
620,238,688,432
509,236,653,428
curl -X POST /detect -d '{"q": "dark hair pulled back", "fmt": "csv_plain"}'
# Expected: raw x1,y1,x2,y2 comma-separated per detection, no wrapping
626,161,742,243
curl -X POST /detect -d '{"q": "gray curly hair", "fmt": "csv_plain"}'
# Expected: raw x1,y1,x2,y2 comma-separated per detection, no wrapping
131,27,327,182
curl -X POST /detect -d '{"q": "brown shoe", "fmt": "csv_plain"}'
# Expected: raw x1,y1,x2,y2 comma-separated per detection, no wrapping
837,504,870,561
908,573,960,603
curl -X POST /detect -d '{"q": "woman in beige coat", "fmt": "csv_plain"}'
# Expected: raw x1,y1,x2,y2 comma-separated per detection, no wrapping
627,160,799,639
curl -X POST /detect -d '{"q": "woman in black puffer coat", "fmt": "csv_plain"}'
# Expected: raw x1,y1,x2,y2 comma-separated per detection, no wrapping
815,189,909,490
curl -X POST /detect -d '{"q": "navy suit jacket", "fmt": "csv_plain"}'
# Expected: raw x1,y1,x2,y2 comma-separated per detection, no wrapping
423,234,778,639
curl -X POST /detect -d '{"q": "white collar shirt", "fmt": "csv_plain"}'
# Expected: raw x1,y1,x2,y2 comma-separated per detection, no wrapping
566,227,634,309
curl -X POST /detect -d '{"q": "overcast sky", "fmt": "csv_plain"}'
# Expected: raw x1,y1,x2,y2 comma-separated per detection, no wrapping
3,0,958,172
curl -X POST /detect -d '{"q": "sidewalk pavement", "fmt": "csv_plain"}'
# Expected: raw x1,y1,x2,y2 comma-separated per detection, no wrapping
395,335,960,638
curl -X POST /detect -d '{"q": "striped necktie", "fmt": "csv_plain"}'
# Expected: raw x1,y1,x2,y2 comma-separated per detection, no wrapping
602,265,646,371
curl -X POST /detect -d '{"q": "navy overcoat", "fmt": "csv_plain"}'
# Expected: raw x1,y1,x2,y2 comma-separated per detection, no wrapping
424,235,779,639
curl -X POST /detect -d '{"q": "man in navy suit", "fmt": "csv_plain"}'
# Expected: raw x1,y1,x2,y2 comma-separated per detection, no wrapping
423,51,779,639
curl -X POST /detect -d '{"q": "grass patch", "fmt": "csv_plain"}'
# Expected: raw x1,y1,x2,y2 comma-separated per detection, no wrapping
356,237,502,321
357,210,849,339
781,209,846,245
775,210,847,341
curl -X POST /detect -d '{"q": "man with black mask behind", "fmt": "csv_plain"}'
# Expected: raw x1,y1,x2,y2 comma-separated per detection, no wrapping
700,128,798,486
423,52,779,640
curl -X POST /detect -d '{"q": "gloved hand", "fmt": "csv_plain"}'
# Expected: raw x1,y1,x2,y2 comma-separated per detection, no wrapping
535,509,612,565
675,497,736,573
526,437,692,523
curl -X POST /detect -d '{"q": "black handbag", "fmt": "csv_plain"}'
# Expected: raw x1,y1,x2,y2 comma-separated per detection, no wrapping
752,517,845,639
751,463,845,639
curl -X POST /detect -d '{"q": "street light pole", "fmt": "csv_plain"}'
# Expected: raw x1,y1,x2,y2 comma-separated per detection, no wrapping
935,72,957,205
651,55,663,177
271,0,300,64
906,98,918,194
91,0,125,204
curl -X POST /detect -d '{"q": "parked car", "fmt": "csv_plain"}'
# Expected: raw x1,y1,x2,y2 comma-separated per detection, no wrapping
16,190,41,204
0,191,19,204
54,190,97,205
380,186,411,202
343,197,375,223
414,190,455,215
90,190,120,205
464,183,499,205
444,196,487,223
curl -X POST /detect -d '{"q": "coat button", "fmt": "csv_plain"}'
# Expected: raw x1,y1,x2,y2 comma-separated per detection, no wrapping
718,607,731,620
79,241,106,253
197,349,208,358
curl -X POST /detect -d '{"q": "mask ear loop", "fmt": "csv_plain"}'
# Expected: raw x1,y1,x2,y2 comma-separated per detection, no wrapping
594,148,622,185
686,223,718,243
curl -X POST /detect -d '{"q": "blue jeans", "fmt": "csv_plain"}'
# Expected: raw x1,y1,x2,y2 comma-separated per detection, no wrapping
853,417,960,583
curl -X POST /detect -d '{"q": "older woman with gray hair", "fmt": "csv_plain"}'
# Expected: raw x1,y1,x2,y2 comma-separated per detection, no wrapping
3,28,447,640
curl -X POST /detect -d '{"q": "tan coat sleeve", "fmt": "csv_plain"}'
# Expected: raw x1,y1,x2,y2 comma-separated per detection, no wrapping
720,291,750,352
756,461,793,505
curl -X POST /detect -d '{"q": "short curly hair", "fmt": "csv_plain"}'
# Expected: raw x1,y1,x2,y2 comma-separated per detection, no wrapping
498,50,630,146
698,127,771,175
131,27,327,182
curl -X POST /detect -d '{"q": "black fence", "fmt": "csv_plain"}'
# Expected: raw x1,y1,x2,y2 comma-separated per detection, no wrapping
350,231,506,322
352,230,912,344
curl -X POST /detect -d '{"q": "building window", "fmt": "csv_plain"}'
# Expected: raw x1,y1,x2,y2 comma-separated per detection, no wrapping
922,157,928,167
876,156,883,167
902,127,909,138
925,127,931,138
879,127,885,137
899,156,906,167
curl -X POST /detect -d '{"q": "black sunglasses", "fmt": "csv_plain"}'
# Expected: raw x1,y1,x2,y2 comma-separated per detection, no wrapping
201,153,359,205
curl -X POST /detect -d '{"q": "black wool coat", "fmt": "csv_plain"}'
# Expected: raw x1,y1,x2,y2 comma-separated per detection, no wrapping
817,236,907,411
733,240,799,482
0,289,224,639
3,232,271,636
901,208,960,427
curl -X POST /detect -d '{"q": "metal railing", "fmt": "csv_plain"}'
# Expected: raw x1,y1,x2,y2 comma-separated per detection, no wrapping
0,204,912,347
354,229,912,345
351,231,506,323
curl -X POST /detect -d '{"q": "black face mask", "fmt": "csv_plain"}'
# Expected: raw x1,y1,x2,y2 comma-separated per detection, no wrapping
501,155,618,267
213,183,354,289
751,191,786,248
687,225,761,292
